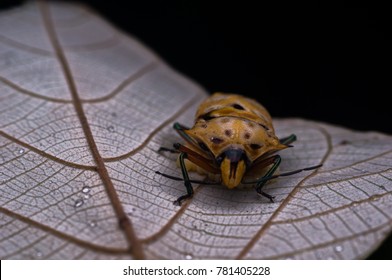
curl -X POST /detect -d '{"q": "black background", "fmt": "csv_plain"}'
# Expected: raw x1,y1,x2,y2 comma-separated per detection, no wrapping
1,0,391,259
73,1,392,134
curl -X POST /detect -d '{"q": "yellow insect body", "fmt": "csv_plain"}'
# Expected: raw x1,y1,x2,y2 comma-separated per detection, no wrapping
158,92,320,205
183,93,287,188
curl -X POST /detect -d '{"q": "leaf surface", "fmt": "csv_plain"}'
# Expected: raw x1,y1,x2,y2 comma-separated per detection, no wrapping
0,1,391,259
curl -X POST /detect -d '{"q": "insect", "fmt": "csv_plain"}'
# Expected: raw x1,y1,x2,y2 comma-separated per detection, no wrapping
157,93,321,205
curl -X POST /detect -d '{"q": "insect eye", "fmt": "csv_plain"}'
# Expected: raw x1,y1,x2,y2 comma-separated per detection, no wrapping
250,143,262,150
198,141,209,151
231,103,245,110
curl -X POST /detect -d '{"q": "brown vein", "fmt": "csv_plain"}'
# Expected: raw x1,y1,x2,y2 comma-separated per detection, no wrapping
303,168,392,189
65,34,121,52
81,61,159,103
0,61,159,104
104,91,205,161
0,207,129,256
39,1,144,259
142,184,206,244
0,131,96,171
236,125,333,259
0,34,53,56
273,191,392,225
269,222,391,259
0,76,72,103
315,149,392,174
52,4,138,51
51,4,91,28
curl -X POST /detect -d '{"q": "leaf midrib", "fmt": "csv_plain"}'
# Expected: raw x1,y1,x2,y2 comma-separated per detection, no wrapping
38,0,143,259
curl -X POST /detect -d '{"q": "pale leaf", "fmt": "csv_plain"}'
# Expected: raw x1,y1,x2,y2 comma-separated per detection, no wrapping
0,1,391,260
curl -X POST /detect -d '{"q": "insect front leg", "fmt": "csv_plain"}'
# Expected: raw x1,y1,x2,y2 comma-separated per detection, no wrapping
158,122,192,154
175,152,194,206
279,134,297,146
255,155,282,202
158,147,179,153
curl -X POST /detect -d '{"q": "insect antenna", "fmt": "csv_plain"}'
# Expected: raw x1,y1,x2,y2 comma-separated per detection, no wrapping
155,171,220,185
242,164,322,185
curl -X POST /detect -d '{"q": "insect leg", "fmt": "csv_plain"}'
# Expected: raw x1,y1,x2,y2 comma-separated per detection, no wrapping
279,134,297,146
158,147,179,153
173,122,190,130
157,123,192,153
157,143,219,189
174,143,220,173
243,163,323,185
255,155,281,202
173,122,196,145
175,152,194,206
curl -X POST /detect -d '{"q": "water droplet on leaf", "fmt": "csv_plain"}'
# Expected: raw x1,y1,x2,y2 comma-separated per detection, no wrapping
89,220,97,227
185,254,193,260
107,125,115,132
18,148,24,154
82,186,90,193
127,208,136,216
35,250,43,258
74,199,84,208
335,245,343,252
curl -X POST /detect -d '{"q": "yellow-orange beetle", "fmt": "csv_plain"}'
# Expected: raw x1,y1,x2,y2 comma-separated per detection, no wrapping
158,93,321,205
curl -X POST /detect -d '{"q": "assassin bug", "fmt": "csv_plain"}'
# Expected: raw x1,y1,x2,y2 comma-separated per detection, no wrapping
157,93,321,205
